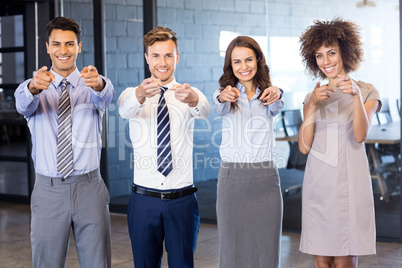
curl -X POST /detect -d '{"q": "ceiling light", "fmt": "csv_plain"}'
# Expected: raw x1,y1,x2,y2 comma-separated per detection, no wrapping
355,0,376,8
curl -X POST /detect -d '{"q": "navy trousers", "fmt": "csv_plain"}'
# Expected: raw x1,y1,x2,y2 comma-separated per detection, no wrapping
127,186,200,268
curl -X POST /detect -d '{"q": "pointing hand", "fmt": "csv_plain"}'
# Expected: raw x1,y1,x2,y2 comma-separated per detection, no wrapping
80,65,105,91
28,66,55,95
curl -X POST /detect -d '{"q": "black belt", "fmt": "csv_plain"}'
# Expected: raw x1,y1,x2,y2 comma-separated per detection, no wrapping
132,185,198,200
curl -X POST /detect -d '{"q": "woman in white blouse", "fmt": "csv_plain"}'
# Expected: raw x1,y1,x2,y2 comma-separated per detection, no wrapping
213,36,285,268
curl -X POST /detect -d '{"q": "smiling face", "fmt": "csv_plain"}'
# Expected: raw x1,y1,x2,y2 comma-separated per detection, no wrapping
145,40,180,85
46,29,81,77
231,46,257,88
315,43,347,80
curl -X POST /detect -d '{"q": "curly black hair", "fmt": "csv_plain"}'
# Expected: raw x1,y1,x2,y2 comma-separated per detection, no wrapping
299,17,363,79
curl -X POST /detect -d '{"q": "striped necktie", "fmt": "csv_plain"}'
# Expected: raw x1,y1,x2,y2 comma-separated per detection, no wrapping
56,79,74,178
157,86,173,176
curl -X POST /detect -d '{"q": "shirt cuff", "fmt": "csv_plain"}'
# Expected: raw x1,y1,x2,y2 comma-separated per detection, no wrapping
133,87,145,109
190,100,205,115
92,78,108,97
24,82,40,100
190,105,201,115
216,94,223,103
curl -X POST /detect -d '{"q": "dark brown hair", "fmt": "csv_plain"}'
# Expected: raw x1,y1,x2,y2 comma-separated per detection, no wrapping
219,36,271,111
143,26,178,53
46,17,81,43
299,17,363,79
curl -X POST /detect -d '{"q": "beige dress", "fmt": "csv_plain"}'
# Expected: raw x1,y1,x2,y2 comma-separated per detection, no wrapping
299,81,380,256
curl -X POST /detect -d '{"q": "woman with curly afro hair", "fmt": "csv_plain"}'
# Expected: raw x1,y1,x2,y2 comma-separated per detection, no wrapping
298,18,381,268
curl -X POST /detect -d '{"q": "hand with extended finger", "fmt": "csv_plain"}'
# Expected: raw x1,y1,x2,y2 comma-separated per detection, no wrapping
172,83,199,107
79,65,105,91
259,86,281,106
310,81,336,105
218,85,240,103
28,66,55,95
336,75,360,96
136,78,162,104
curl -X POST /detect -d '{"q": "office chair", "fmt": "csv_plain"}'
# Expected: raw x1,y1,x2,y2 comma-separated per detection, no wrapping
375,98,400,167
376,98,393,125
280,109,307,196
281,109,307,170
371,99,400,201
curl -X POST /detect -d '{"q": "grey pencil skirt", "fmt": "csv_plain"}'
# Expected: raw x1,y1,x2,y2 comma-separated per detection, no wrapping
216,161,283,268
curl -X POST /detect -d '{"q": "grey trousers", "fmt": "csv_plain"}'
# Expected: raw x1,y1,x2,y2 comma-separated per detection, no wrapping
31,169,111,268
217,161,283,268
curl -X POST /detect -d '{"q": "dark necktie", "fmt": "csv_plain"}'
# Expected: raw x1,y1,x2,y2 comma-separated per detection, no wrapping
157,87,173,176
56,79,74,177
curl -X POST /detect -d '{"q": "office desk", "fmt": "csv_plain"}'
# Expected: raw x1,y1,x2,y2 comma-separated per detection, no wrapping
365,122,400,202
275,135,298,142
275,122,401,202
366,123,400,145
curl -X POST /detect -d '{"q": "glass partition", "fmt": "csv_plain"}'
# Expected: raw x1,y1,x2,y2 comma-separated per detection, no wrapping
0,12,30,199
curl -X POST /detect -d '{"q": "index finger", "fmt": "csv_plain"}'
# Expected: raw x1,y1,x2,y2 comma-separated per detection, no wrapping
232,87,240,97
337,75,349,82
37,66,48,74
259,88,271,100
183,83,191,89
174,84,186,92
46,71,56,82
152,78,162,87
336,75,352,88
87,65,97,73
79,67,89,77
36,67,55,82
321,84,336,92
140,78,152,86
171,84,178,91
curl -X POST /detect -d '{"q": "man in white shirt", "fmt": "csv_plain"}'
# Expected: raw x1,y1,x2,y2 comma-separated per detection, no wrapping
118,26,210,267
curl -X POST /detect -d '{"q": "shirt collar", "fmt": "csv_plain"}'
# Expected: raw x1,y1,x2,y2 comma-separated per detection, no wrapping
160,78,177,91
51,67,80,89
236,82,245,93
235,82,261,94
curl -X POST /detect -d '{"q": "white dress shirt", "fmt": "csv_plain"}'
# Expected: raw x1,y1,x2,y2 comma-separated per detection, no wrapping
213,82,284,163
118,78,210,190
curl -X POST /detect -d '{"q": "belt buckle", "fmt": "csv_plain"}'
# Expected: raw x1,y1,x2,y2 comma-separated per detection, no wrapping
161,191,171,200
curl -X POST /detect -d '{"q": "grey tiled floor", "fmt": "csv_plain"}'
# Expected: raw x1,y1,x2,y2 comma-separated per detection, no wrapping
1,202,402,267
